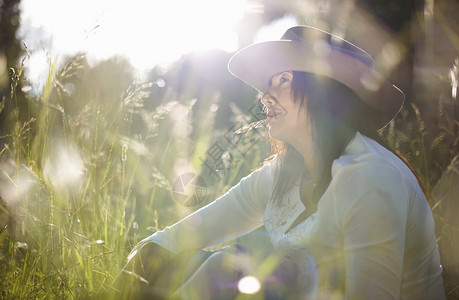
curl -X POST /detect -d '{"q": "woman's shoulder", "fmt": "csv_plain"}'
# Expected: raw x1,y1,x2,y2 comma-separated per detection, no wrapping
329,133,421,202
332,133,411,181
232,154,277,193
256,154,280,178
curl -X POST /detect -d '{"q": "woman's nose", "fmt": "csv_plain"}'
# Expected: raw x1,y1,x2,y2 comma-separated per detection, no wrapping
261,93,276,107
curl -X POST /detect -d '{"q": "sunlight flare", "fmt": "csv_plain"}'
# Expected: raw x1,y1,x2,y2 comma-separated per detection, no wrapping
21,0,250,73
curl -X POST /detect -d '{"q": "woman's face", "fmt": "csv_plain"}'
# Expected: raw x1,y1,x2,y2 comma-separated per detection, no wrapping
261,71,309,143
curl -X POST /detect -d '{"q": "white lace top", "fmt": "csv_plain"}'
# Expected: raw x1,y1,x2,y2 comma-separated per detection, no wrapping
138,132,445,299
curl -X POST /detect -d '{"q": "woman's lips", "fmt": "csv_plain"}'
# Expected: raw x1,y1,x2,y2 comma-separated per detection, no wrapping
267,111,280,121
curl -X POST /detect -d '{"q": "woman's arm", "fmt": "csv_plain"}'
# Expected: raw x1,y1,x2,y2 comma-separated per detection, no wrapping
138,159,275,254
335,163,409,299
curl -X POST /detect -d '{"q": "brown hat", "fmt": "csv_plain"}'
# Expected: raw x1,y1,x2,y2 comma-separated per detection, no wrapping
228,26,404,129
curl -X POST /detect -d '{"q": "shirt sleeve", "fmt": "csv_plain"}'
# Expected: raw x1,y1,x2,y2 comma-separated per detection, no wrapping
138,159,275,254
333,162,409,299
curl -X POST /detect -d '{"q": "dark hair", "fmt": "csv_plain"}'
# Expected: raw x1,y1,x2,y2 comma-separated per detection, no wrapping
270,71,425,205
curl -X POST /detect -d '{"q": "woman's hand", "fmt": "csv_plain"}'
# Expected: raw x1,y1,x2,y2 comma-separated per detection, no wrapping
129,242,175,284
113,242,175,298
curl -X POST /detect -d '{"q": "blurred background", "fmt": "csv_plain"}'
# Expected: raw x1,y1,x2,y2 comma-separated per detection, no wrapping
0,0,458,298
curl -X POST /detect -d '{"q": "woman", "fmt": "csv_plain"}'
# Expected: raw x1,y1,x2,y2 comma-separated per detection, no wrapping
117,26,445,299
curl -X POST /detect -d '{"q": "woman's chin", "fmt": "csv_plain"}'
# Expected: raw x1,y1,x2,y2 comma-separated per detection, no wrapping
268,128,284,142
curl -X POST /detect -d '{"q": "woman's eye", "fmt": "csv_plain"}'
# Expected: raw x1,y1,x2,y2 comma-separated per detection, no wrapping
279,76,289,84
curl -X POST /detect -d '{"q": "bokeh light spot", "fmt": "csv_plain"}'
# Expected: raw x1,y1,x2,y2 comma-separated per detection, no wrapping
43,143,85,189
238,275,261,294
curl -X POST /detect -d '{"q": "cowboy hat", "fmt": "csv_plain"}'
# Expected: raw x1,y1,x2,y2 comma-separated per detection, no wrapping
228,26,405,129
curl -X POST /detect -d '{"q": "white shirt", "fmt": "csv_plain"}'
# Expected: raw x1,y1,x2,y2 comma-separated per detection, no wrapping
138,132,445,299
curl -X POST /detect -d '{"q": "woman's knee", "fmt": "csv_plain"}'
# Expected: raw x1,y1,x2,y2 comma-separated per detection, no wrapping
179,250,242,300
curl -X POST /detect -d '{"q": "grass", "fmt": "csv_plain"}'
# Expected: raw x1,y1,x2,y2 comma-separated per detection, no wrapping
0,53,267,299
0,51,457,299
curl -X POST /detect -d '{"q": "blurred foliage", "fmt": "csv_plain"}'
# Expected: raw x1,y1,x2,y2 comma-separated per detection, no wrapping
433,155,459,300
356,0,422,31
0,0,22,67
0,0,23,143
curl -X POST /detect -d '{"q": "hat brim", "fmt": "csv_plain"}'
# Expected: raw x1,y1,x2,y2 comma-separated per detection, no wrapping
228,40,405,129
